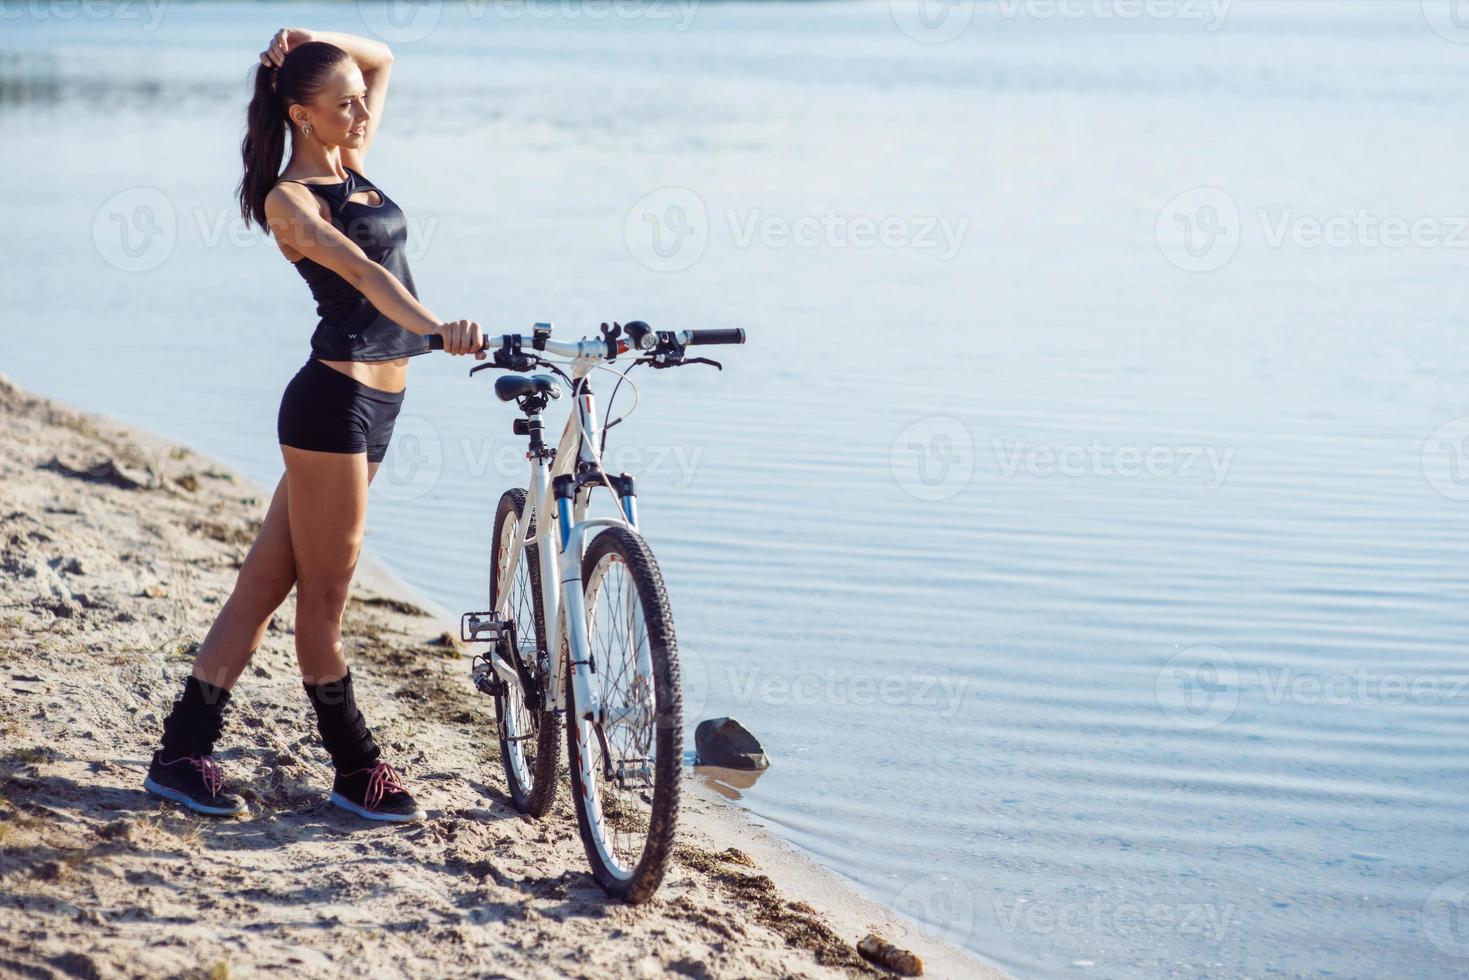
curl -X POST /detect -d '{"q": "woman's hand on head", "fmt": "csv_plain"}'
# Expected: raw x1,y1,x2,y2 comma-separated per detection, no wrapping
437,320,488,360
259,28,316,68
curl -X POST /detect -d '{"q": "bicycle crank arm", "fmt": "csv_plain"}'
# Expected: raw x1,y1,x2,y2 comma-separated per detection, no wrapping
472,649,525,698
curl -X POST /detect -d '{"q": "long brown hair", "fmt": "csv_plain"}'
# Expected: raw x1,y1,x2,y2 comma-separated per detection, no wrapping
237,41,351,230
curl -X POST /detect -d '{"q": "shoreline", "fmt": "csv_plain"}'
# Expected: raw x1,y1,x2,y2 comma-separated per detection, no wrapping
0,372,1003,979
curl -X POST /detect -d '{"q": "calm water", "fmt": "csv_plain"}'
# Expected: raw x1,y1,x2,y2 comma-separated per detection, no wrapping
5,3,1469,976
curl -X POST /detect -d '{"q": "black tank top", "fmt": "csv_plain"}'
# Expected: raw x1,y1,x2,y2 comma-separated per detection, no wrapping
281,167,429,362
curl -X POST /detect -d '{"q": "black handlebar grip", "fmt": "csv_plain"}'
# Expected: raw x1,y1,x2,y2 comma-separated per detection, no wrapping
427,334,494,352
687,328,747,346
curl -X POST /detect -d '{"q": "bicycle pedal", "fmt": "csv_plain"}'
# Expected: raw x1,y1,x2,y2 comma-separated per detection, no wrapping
461,610,510,644
472,658,507,698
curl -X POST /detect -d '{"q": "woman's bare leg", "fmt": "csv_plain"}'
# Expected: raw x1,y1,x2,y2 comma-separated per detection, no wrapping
190,474,295,689
282,446,370,684
190,460,383,690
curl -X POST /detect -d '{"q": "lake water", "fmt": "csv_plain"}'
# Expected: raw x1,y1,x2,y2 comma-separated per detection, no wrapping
5,2,1469,975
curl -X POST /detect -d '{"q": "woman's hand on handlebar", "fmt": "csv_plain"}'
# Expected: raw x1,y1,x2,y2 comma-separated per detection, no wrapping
435,320,487,359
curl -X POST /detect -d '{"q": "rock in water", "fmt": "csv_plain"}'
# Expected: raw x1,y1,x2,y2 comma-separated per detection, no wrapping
694,717,770,770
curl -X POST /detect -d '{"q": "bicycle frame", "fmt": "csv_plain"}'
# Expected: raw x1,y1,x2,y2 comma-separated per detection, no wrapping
489,353,638,728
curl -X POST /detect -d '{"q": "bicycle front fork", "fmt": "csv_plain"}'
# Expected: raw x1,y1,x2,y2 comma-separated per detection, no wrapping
551,471,639,725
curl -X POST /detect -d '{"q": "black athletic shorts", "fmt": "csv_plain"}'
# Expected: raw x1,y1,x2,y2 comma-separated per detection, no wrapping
277,358,405,463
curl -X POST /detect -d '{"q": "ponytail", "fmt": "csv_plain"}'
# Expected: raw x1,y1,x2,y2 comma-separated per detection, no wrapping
236,41,351,230
238,64,285,229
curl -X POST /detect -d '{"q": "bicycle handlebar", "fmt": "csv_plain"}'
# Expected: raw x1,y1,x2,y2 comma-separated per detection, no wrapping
425,324,746,357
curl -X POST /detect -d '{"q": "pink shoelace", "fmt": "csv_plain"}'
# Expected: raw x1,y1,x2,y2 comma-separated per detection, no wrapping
161,754,223,797
343,762,408,810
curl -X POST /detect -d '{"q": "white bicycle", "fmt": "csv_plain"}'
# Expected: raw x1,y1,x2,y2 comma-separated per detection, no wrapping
428,320,744,902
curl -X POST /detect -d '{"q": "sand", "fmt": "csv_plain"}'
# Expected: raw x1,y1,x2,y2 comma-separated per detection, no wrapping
0,372,1002,980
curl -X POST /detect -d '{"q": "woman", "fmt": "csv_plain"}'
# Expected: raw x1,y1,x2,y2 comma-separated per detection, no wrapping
142,28,486,822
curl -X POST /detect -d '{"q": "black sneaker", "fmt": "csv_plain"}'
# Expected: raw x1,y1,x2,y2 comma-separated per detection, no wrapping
330,762,426,823
144,751,248,817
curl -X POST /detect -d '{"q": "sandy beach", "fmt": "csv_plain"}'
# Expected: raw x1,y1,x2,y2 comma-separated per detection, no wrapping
0,372,999,979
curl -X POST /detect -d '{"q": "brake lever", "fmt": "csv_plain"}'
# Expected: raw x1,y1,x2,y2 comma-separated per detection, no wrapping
641,351,723,370
469,346,535,376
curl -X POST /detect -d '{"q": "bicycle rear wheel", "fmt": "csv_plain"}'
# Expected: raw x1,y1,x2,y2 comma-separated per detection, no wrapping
567,526,682,904
490,488,559,816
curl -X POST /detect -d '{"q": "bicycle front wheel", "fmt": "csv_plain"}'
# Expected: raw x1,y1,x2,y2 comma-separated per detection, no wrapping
567,526,682,904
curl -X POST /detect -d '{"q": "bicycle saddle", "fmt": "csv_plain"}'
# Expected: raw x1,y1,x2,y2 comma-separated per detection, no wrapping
494,373,561,403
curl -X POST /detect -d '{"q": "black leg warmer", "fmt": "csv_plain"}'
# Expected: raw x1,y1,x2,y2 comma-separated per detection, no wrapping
303,669,381,773
159,674,232,759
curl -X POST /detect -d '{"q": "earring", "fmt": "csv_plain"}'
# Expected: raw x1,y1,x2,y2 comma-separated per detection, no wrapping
302,123,312,137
